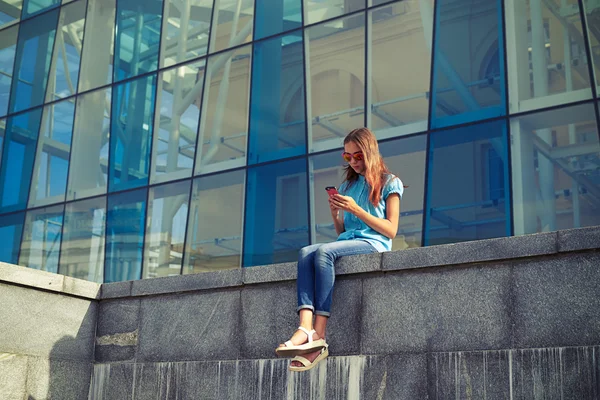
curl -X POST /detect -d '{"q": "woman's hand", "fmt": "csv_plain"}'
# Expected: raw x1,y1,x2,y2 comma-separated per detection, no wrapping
328,197,340,215
330,194,361,215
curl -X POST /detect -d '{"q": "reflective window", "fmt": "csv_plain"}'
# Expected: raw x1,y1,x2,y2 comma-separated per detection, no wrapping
431,0,505,128
0,0,23,27
113,0,163,82
151,60,204,185
425,119,510,245
109,74,157,193
78,0,115,92
22,0,59,19
505,0,594,113
254,0,301,39
0,108,42,213
143,179,190,279
0,211,24,264
303,0,364,25
9,8,59,114
249,31,305,164
183,170,244,274
209,0,253,54
306,13,365,153
195,45,251,175
0,24,18,117
105,188,147,282
29,99,75,207
582,0,600,97
45,0,86,102
160,0,212,68
511,103,600,235
67,87,111,200
369,1,432,138
0,118,4,166
19,204,64,273
59,196,105,282
244,158,308,267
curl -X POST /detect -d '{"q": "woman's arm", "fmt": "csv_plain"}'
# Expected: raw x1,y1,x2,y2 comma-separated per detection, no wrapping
330,193,400,239
329,197,345,235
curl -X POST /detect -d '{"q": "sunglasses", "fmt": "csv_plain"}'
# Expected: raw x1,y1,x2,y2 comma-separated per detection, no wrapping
342,151,364,162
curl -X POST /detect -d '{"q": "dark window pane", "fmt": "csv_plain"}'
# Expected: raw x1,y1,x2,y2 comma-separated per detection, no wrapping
244,158,308,266
159,0,212,68
249,31,305,164
114,0,163,82
22,0,59,19
510,103,600,235
19,204,63,273
0,108,42,213
209,0,253,54
183,170,244,274
254,0,301,39
369,2,432,137
29,99,75,207
9,8,59,114
143,179,190,279
0,211,25,264
109,74,157,193
59,196,105,282
0,24,18,117
431,0,505,128
306,13,365,152
195,45,251,175
78,0,115,92
425,119,510,245
303,0,364,25
505,0,594,113
151,59,204,184
105,188,147,282
67,87,111,200
45,0,86,102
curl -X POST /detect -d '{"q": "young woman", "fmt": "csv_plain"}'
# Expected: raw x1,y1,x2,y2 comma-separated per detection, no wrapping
275,127,404,372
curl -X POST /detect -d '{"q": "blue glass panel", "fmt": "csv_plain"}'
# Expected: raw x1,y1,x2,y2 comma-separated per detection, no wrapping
143,179,190,279
303,0,363,25
424,119,510,245
105,188,147,282
254,0,301,40
59,196,106,282
0,25,19,117
510,103,600,235
249,31,305,164
45,0,86,102
0,0,23,25
243,158,308,267
114,0,163,82
19,204,63,273
430,0,505,129
29,100,74,207
109,74,157,193
0,211,25,264
9,8,59,114
23,0,60,18
0,108,42,213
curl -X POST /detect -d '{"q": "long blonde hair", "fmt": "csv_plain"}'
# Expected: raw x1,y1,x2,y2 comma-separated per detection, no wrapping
342,128,392,206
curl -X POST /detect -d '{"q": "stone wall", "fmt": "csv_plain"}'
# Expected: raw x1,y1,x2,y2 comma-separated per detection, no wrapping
0,263,99,400
91,226,600,399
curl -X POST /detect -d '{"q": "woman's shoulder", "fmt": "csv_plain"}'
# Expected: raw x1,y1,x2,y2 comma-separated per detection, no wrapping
383,173,403,186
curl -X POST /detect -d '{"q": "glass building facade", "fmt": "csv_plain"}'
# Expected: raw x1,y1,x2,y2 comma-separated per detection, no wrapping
0,0,598,283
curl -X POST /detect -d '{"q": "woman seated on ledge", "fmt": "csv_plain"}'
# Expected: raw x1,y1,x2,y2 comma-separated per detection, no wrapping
275,127,404,372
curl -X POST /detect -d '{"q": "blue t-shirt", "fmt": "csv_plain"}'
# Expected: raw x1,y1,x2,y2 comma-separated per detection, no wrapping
337,174,404,252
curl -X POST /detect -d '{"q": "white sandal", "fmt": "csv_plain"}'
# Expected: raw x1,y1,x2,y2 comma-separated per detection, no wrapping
289,345,329,372
275,326,327,357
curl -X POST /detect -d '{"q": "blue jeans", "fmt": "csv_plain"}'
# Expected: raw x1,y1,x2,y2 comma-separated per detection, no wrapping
296,240,376,317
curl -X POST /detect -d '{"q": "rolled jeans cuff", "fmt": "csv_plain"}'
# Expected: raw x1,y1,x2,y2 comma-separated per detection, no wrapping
297,305,314,314
315,310,331,317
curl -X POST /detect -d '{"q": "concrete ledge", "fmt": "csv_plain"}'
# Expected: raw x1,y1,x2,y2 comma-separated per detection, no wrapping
558,225,600,252
0,262,100,300
382,232,558,271
242,262,296,285
131,269,242,297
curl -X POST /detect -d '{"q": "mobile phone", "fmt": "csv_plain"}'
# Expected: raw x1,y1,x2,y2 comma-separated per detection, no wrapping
325,186,339,196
